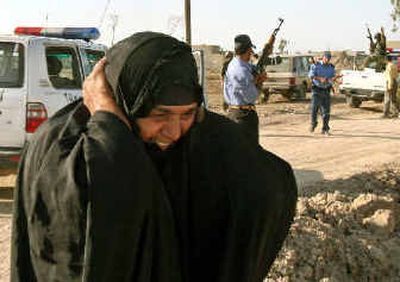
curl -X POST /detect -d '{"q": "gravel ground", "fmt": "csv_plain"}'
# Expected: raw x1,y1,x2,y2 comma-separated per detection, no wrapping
266,163,400,282
0,217,11,282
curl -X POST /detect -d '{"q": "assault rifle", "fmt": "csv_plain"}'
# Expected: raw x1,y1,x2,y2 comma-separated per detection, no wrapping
366,24,376,54
366,26,373,42
254,17,284,74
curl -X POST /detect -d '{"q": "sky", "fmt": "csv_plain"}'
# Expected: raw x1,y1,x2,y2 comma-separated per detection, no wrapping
0,0,399,53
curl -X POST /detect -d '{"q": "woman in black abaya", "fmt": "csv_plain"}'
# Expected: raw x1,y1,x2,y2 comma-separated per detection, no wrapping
11,32,297,282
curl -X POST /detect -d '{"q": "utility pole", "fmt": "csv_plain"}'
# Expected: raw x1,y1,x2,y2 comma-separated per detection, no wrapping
99,0,112,29
110,14,119,46
184,0,191,45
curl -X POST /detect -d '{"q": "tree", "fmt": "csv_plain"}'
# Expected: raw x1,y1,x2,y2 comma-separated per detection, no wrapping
390,0,400,31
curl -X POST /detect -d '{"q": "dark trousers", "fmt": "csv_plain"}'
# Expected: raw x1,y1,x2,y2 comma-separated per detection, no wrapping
383,80,399,117
311,87,331,132
227,108,259,146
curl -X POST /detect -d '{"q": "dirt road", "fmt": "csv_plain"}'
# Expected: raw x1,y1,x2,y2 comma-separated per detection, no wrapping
2,96,399,189
259,98,400,189
208,94,400,187
0,95,399,280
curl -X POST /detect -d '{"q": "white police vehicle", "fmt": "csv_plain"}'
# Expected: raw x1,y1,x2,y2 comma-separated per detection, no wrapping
339,67,385,107
339,49,400,108
0,27,106,165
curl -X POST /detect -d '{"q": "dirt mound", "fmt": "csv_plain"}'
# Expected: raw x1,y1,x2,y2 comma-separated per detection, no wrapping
266,163,400,282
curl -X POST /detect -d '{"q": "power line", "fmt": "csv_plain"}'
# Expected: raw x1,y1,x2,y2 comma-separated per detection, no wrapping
99,0,112,29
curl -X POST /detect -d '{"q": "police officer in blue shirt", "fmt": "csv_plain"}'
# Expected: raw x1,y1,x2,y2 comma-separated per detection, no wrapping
308,51,336,135
224,34,267,145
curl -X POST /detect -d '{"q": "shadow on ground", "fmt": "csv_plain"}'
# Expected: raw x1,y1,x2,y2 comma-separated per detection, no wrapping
299,164,400,197
0,187,13,216
0,167,17,177
293,169,324,189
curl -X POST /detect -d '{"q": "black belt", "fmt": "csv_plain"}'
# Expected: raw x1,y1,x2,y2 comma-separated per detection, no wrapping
312,85,331,91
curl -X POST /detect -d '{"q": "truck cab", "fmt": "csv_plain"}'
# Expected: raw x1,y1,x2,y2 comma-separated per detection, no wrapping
0,27,106,165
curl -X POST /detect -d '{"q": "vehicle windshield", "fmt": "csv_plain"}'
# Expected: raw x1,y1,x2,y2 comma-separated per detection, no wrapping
293,56,311,75
265,56,311,74
0,42,24,88
265,57,290,72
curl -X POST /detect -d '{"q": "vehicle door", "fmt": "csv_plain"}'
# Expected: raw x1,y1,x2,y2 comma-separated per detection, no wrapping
29,41,84,117
192,49,208,108
293,56,312,87
0,41,26,148
264,57,291,90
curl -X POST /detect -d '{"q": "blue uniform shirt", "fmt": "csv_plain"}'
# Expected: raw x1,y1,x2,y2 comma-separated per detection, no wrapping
309,62,336,89
224,57,259,105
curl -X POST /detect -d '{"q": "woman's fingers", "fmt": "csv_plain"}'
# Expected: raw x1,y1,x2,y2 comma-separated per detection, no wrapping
82,58,131,130
83,57,114,114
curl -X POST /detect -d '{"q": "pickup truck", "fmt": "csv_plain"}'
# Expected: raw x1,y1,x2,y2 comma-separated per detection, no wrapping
339,67,385,107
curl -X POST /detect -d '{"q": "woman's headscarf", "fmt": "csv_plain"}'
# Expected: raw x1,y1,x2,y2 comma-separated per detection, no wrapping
105,32,203,119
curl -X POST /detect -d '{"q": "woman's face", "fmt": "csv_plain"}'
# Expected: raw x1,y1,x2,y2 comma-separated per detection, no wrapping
136,102,198,150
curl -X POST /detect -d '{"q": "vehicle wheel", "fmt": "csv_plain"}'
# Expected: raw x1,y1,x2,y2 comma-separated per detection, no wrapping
282,93,292,101
346,96,362,108
295,85,307,100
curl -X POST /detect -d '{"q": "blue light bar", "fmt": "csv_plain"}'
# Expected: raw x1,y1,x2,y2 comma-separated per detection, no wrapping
15,27,100,41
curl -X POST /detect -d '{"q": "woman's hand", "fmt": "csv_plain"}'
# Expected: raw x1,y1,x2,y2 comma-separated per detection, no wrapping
83,58,131,129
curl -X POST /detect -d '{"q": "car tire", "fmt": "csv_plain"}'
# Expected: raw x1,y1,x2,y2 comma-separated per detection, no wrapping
346,95,362,108
295,84,307,100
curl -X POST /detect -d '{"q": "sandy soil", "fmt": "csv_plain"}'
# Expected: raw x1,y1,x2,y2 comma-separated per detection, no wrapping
259,98,400,189
0,92,399,281
208,91,400,188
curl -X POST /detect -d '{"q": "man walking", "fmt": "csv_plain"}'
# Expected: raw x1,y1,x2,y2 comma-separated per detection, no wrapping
308,51,336,135
383,55,399,118
224,34,267,146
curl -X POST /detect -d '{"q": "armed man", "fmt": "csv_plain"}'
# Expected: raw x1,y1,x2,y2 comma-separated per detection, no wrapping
383,55,399,118
223,34,266,146
309,51,336,136
365,26,387,71
224,19,283,146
